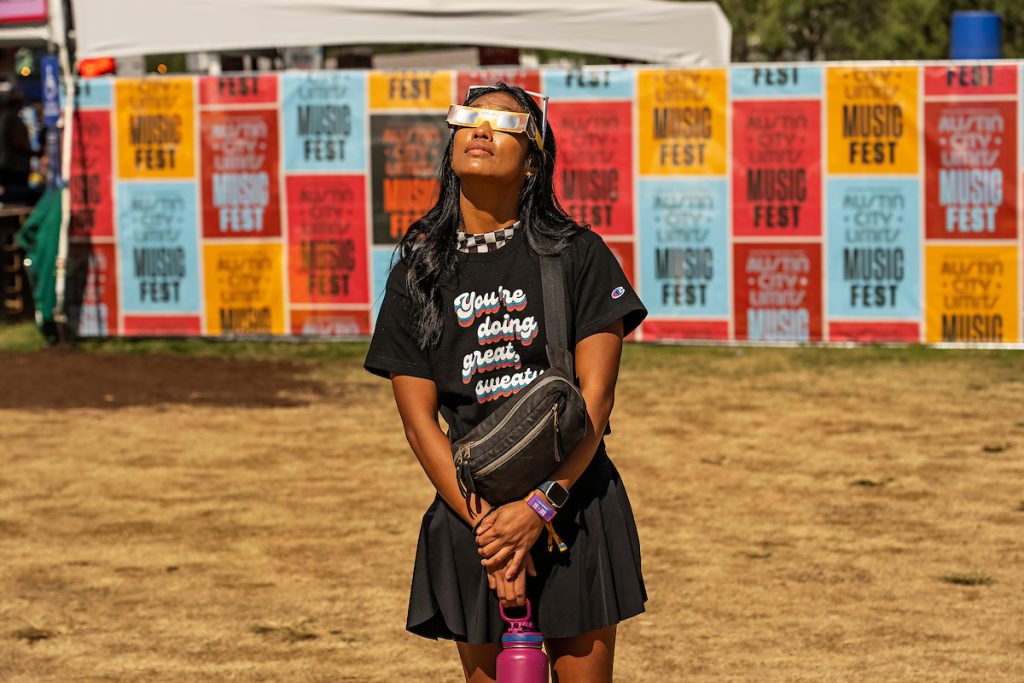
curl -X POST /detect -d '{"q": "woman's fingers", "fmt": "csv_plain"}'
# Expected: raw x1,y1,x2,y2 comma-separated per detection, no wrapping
477,538,505,558
481,545,514,569
487,571,496,590
525,552,537,577
504,549,526,581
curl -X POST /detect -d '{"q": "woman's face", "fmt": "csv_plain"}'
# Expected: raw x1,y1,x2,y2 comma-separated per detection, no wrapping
450,91,533,186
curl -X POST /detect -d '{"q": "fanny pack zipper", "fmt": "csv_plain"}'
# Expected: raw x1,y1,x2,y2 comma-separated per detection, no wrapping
474,401,561,478
465,374,571,452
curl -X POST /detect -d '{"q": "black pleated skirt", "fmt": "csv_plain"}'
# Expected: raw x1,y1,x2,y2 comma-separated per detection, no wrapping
406,445,647,644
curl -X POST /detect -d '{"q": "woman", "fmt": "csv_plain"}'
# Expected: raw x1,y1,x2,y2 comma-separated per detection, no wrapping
364,82,647,683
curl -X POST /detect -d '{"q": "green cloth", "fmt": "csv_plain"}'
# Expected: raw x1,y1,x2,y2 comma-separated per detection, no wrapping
15,189,62,337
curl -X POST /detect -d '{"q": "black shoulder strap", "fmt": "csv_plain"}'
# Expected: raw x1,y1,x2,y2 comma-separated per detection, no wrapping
540,253,574,374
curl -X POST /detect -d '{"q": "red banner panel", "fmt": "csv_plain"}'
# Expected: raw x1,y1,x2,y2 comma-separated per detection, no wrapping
641,319,729,341
286,174,369,305
924,65,1018,97
550,101,633,237
734,243,822,342
925,101,1018,239
199,74,278,106
123,315,202,336
68,242,118,336
732,99,821,236
456,69,541,103
290,309,371,336
200,109,281,238
828,321,919,343
70,110,113,238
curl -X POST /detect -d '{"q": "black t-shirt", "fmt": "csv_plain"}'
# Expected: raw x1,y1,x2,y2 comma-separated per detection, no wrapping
364,229,647,440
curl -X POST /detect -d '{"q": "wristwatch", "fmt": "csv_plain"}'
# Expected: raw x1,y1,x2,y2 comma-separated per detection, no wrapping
537,480,569,510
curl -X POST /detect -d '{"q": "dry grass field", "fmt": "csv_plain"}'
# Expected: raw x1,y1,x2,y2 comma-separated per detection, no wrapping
1,325,1023,682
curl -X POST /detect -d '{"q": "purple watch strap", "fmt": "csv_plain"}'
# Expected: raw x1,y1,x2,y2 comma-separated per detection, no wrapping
526,491,557,522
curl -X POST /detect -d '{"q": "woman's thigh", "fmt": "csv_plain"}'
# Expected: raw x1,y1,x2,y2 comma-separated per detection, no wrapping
545,625,617,683
456,641,502,683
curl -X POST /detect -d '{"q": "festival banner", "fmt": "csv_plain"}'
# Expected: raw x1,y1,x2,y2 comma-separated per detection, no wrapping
370,113,448,244
286,174,369,305
456,69,540,102
638,69,727,175
116,182,201,315
826,178,921,325
199,74,278,106
200,109,281,238
369,71,453,110
115,78,195,179
734,243,822,342
924,101,1017,239
291,309,371,337
637,179,730,329
924,64,1018,97
281,71,367,172
732,99,821,236
203,243,285,335
69,110,114,238
542,68,634,101
549,101,632,237
925,245,1019,343
730,66,823,99
827,66,919,174
67,242,118,337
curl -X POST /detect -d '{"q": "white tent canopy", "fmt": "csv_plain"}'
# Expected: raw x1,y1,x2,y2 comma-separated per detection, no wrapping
71,0,731,65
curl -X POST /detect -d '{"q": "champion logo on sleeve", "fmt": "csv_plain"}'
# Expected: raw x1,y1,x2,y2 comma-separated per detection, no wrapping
611,286,625,300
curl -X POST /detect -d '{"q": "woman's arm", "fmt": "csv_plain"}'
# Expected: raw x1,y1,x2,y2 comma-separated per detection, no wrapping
475,318,625,577
391,373,492,527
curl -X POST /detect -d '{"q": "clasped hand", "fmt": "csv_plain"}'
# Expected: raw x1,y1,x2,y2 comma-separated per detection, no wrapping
475,501,544,607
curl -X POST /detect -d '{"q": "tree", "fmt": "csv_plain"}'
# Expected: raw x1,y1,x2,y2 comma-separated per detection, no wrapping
697,0,1024,62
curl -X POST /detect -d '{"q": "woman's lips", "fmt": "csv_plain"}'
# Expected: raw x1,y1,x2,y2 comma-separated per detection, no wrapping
465,141,493,156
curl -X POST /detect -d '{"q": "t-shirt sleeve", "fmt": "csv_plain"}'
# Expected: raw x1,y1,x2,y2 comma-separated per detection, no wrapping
363,263,433,380
571,232,648,344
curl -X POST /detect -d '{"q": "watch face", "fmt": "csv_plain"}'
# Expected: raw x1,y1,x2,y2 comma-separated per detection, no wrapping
543,481,569,508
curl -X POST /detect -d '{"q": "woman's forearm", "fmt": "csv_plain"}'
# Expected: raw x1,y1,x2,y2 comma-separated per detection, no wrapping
403,418,490,526
547,389,614,494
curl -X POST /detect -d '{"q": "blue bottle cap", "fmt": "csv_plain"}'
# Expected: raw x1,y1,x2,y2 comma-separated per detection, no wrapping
502,632,545,646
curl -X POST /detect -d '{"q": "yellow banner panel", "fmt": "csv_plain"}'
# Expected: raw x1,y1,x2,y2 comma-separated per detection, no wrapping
203,243,285,335
369,71,453,110
115,78,196,179
827,66,919,175
925,244,1019,343
638,69,727,176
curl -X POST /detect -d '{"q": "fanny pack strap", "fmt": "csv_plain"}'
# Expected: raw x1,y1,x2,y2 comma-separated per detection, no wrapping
540,253,574,375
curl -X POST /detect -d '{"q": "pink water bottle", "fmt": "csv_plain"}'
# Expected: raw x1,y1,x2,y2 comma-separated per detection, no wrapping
497,600,548,683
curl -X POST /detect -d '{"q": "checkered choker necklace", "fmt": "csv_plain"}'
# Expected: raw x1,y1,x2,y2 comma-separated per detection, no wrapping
456,221,519,254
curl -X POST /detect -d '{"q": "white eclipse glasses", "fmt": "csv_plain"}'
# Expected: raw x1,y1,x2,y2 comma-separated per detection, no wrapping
447,85,549,151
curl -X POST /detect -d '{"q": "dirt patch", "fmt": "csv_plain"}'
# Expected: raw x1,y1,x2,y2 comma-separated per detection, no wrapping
0,349,328,409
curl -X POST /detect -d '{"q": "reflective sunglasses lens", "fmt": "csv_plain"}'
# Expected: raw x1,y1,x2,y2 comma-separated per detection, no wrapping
451,107,480,125
494,112,524,130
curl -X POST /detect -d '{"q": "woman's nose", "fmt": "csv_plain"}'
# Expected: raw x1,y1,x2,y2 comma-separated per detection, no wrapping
473,121,494,139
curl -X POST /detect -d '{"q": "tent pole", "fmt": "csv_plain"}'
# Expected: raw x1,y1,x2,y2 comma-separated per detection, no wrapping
52,0,75,341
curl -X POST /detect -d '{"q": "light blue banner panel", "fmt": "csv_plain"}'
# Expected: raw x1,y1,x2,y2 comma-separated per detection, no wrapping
371,245,398,322
826,178,921,319
282,71,367,172
730,66,823,98
637,178,730,317
117,182,201,313
60,76,114,108
542,68,634,101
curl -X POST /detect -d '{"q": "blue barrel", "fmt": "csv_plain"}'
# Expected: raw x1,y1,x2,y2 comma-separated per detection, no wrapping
950,11,1002,59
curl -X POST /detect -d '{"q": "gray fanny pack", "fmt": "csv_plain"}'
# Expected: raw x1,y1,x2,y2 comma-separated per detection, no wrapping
452,252,588,505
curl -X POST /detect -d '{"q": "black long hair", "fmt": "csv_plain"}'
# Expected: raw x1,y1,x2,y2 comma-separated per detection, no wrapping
396,82,586,350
